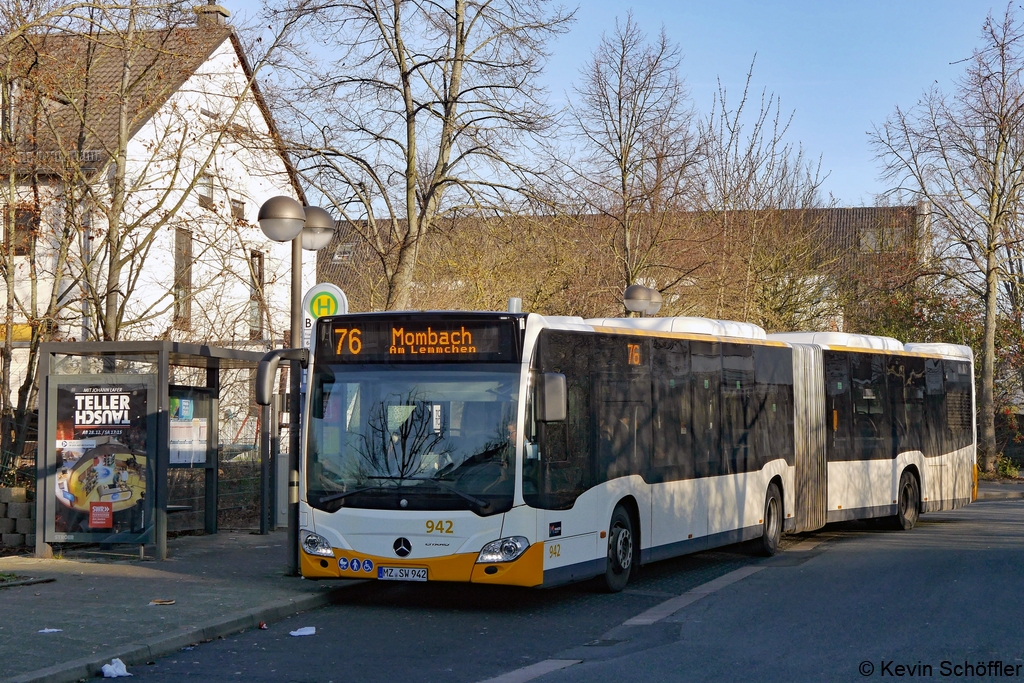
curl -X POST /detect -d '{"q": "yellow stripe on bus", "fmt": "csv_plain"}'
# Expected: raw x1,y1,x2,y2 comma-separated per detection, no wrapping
588,326,790,347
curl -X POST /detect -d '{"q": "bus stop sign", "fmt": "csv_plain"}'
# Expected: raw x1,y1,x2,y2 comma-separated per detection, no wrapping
302,283,349,348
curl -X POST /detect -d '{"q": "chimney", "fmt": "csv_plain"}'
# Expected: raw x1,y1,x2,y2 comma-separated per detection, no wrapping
195,0,230,26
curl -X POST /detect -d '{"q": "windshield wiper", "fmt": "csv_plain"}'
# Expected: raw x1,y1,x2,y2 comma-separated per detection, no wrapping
365,475,489,508
317,486,382,504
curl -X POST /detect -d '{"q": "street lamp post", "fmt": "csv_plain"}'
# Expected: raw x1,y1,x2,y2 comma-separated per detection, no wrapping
623,284,662,317
257,196,335,576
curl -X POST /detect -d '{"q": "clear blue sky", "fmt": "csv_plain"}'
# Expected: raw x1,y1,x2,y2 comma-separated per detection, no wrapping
227,0,1005,206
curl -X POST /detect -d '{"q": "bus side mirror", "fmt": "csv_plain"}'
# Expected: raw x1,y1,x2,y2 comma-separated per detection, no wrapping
536,372,567,422
255,348,310,406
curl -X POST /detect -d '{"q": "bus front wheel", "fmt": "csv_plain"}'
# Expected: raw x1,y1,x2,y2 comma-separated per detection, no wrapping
893,471,920,530
603,505,635,592
757,483,782,556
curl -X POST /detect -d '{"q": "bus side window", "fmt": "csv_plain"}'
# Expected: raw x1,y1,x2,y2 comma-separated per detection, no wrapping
524,330,592,509
824,352,852,461
850,353,892,460
593,370,650,482
944,360,973,452
924,358,945,456
651,338,693,481
691,341,720,477
722,343,755,474
753,346,794,466
889,356,925,454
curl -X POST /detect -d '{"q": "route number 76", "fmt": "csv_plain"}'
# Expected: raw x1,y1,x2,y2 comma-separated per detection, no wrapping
334,328,363,355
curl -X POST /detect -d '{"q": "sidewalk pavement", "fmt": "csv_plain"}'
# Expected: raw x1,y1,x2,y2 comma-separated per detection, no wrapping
0,530,358,683
976,477,1024,500
1,479,1020,683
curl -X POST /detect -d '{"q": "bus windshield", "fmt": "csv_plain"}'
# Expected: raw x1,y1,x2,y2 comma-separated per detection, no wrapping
307,364,519,516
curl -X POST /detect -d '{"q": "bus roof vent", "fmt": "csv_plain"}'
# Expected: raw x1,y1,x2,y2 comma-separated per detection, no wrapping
905,342,974,361
767,331,904,351
585,316,767,341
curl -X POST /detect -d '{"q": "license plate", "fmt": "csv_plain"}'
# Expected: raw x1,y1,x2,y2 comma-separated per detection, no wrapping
377,566,428,582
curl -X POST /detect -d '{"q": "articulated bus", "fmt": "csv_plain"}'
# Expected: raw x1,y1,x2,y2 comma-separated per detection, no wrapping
284,312,976,591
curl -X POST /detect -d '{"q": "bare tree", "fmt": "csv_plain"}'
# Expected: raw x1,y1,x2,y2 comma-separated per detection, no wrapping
0,0,304,479
10,0,306,343
872,5,1024,472
269,0,574,310
0,0,86,482
689,63,830,326
561,14,702,310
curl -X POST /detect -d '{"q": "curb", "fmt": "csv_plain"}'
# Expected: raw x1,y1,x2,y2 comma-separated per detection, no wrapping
3,586,352,683
977,491,1024,500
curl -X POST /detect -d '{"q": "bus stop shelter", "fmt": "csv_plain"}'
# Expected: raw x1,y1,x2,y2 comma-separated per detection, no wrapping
33,341,275,561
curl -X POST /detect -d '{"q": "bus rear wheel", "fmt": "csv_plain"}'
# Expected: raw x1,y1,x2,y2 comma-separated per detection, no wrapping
603,505,635,592
757,483,782,556
893,470,920,530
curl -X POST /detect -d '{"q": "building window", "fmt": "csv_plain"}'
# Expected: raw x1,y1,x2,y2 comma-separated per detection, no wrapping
197,174,215,210
3,205,35,256
249,250,264,340
174,228,193,329
231,198,246,223
332,242,355,264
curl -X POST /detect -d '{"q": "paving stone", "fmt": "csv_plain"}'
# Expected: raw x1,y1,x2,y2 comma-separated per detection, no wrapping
1,533,24,547
0,518,14,534
15,517,34,534
7,502,32,519
0,487,27,504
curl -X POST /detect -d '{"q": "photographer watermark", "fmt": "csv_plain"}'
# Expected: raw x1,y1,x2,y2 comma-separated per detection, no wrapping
859,660,1023,677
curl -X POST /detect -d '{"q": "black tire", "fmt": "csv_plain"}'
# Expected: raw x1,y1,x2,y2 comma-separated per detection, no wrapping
893,470,920,530
603,505,635,592
757,483,782,557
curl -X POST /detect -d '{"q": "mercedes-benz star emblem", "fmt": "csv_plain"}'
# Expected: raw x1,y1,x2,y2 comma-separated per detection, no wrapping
393,537,412,557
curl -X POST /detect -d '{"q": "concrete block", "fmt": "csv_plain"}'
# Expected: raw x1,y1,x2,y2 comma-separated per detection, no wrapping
0,487,26,504
1,533,24,547
24,533,35,547
0,503,6,517
0,518,14,534
15,518,34,534
7,502,32,519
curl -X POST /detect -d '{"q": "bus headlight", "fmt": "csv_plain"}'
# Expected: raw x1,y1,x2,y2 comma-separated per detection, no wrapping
476,536,529,563
301,530,334,557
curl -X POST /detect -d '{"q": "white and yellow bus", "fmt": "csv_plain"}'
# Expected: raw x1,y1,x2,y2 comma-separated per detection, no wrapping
276,312,975,591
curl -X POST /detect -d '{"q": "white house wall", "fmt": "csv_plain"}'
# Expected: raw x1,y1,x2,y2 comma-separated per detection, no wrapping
101,37,311,344
2,37,315,409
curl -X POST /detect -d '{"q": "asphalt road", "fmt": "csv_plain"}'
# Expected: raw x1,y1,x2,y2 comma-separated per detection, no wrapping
131,499,1024,683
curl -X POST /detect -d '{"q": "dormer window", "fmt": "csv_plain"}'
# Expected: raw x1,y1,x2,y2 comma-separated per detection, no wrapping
333,243,355,264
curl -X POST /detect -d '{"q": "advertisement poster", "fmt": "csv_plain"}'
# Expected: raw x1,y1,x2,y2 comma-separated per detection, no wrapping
169,392,208,465
53,383,150,541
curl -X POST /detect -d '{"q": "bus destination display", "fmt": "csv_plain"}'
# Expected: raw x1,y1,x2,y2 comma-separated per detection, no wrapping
317,319,517,363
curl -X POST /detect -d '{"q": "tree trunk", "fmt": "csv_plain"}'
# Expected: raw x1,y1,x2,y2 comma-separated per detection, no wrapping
980,242,999,472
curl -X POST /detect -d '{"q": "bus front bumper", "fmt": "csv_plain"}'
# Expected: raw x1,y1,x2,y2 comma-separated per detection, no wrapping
300,542,544,587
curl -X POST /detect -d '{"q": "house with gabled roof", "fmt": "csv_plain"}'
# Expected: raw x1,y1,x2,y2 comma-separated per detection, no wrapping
1,2,313,462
